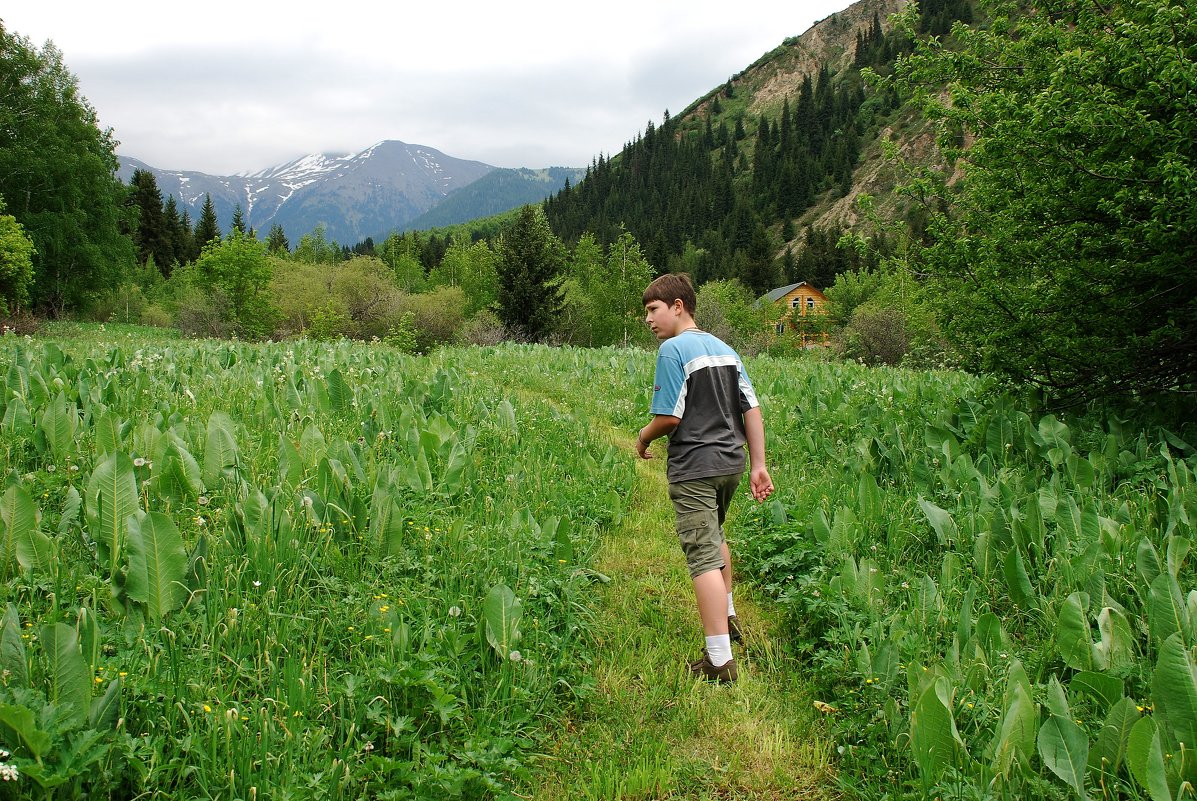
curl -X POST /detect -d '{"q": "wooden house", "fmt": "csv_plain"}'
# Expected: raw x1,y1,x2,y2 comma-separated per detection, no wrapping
762,281,831,347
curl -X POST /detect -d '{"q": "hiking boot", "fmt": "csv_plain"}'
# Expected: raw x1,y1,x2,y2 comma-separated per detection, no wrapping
687,653,738,684
728,615,743,643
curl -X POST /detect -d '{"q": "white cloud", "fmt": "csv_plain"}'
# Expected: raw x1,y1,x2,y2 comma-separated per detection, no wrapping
3,0,854,174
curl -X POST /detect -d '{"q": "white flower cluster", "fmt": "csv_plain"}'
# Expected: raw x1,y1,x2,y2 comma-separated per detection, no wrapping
0,748,17,781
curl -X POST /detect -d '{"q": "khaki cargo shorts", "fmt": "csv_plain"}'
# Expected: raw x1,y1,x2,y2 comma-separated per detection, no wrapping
668,472,742,578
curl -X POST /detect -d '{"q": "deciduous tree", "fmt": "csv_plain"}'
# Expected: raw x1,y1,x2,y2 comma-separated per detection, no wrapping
0,24,135,315
893,0,1197,403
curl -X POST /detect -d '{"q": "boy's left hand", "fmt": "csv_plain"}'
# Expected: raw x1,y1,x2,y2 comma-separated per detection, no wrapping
750,465,774,502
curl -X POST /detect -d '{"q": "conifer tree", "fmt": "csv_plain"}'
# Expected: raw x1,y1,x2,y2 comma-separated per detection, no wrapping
496,205,565,341
231,203,247,235
129,169,174,275
266,223,290,255
194,194,221,252
175,208,195,266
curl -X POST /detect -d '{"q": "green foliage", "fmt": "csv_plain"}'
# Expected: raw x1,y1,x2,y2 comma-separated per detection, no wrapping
0,200,35,314
693,279,772,355
191,231,277,339
891,0,1197,404
128,169,175,274
496,205,565,341
192,193,220,253
735,355,1197,799
292,224,342,265
0,25,135,314
398,286,467,352
563,231,655,348
0,329,638,797
427,239,499,314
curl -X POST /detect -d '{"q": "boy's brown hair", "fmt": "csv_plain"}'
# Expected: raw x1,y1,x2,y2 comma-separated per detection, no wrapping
642,273,697,315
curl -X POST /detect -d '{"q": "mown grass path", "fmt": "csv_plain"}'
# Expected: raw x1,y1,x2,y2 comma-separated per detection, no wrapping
524,429,839,800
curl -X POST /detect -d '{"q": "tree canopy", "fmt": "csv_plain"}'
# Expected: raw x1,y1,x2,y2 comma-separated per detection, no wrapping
496,205,565,340
892,0,1197,403
0,23,134,315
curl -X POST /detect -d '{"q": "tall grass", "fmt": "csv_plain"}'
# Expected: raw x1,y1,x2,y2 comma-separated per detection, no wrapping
0,327,633,799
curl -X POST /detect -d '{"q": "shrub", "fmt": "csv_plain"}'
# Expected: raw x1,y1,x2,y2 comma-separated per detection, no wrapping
460,309,507,346
139,304,172,328
398,286,467,352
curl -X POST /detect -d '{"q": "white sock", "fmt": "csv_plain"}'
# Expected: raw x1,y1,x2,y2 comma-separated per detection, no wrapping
726,593,736,617
706,634,733,667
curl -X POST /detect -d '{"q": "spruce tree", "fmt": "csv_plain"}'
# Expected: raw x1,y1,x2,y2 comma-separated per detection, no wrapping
266,223,290,255
129,169,173,275
231,203,247,235
176,208,195,266
194,194,221,252
496,205,565,341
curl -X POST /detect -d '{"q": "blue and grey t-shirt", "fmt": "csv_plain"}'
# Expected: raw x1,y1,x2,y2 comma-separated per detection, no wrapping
649,329,759,483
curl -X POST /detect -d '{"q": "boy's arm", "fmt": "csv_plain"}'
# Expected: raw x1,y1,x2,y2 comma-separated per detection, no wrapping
636,414,680,460
744,406,774,502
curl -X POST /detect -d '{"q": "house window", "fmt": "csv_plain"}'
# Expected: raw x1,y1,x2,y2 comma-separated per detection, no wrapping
806,297,816,310
775,322,785,335
791,298,801,309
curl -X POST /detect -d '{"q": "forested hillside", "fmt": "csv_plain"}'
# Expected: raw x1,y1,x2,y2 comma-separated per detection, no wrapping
2,0,1193,405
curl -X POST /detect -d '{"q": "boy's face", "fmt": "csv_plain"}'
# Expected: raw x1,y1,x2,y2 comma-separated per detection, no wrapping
644,298,686,340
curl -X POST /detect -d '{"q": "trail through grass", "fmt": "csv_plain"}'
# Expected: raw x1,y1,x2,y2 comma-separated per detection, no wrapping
526,432,839,800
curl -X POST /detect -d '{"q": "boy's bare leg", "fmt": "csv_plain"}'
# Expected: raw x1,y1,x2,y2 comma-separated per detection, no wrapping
693,569,730,635
720,541,733,594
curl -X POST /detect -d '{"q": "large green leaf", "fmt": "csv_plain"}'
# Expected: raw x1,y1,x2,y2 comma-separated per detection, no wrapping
85,451,139,570
1151,632,1197,755
1090,697,1138,778
1058,592,1095,671
1147,572,1188,647
1037,677,1090,801
1,395,32,438
482,583,523,659
1070,671,1124,714
918,497,958,545
93,410,124,456
0,703,51,761
15,522,56,578
76,605,101,678
991,661,1037,776
1003,546,1036,608
910,676,965,787
0,484,39,576
1093,606,1136,673
38,391,78,458
326,368,351,412
202,411,239,487
152,437,204,503
126,511,189,623
89,677,121,730
0,605,28,688
40,622,91,726
277,434,303,488
1126,716,1174,801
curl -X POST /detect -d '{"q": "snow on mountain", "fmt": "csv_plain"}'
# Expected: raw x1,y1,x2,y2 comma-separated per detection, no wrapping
118,140,496,245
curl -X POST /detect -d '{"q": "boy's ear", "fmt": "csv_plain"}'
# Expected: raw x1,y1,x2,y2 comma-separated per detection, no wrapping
671,298,685,313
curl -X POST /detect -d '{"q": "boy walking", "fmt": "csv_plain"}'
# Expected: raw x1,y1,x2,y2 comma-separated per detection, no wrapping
635,273,774,683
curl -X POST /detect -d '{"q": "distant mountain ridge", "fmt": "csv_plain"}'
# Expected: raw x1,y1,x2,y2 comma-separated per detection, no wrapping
118,141,580,245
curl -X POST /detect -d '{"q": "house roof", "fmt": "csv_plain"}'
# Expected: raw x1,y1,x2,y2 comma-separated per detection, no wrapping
762,281,817,303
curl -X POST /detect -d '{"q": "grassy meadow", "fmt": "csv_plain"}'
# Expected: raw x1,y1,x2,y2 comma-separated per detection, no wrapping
0,324,1194,800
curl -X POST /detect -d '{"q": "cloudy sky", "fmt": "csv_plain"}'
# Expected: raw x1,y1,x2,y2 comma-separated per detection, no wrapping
4,0,852,176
